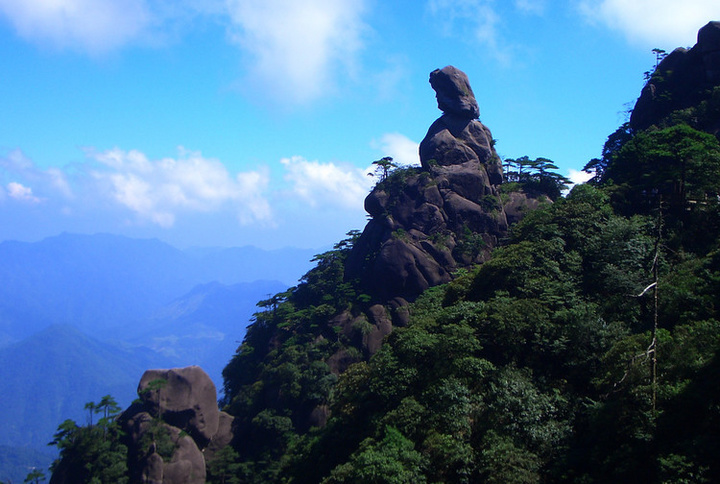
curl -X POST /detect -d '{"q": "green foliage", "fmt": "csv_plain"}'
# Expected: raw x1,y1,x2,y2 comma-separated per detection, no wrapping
605,124,720,212
137,419,177,461
453,224,488,259
503,156,571,200
44,54,720,483
59,109,720,482
23,469,46,484
324,426,425,484
218,231,371,482
253,174,720,482
49,396,128,484
207,446,243,484
369,156,398,182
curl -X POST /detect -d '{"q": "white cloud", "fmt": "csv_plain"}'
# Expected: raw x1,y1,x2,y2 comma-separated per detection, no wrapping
281,155,372,208
0,147,376,247
90,148,273,227
0,149,73,200
225,0,367,104
373,133,420,167
0,0,151,54
579,0,720,48
0,0,230,54
6,182,41,203
567,168,594,186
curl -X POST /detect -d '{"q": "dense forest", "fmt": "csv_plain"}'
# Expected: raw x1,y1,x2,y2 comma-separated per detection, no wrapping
46,23,720,484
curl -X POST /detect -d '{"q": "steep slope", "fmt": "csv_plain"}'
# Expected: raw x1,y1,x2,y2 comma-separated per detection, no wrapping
1,278,285,456
214,31,720,483
216,66,559,482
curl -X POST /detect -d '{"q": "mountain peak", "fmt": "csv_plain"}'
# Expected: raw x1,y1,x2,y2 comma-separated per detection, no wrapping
346,66,544,303
630,21,720,133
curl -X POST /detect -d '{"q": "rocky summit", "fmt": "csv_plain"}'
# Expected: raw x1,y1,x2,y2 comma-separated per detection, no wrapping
345,65,544,306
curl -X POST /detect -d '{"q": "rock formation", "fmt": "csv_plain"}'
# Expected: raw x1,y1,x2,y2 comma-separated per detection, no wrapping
631,21,720,134
345,66,536,308
119,366,234,484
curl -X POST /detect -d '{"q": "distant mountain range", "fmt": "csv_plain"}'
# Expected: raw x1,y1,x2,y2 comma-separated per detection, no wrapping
0,233,318,464
0,233,319,344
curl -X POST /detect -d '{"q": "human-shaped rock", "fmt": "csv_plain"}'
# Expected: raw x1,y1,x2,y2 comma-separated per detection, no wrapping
419,66,503,186
429,65,480,119
346,66,513,303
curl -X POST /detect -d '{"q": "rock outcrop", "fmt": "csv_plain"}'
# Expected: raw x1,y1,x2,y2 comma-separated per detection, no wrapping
631,21,720,134
119,366,234,484
346,66,534,305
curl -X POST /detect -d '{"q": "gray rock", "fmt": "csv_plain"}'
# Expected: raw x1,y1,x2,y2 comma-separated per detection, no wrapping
630,22,720,132
117,365,238,484
346,66,512,302
203,411,235,463
699,21,720,83
162,425,206,484
429,66,480,119
364,304,394,354
138,366,220,447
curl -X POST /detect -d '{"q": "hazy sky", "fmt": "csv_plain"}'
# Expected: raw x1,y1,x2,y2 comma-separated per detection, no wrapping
1,1,718,249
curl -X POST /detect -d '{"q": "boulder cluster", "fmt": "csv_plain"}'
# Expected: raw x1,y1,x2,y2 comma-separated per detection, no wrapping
345,65,541,308
631,21,720,133
119,366,233,484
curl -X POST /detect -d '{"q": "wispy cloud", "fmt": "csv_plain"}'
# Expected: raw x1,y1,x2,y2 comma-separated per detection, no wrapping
225,0,367,105
579,0,720,48
1,146,380,236
0,0,228,54
0,0,370,104
372,133,420,167
0,0,151,54
0,149,72,201
515,0,545,15
280,155,372,208
426,0,512,64
6,182,41,203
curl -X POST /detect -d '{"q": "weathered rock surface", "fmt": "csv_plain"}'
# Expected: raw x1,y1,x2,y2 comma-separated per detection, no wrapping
119,366,235,484
345,65,515,302
631,21,720,134
138,366,220,447
429,65,480,119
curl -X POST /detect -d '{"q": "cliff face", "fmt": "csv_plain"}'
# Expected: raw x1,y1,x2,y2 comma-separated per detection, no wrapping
631,21,720,134
346,66,539,303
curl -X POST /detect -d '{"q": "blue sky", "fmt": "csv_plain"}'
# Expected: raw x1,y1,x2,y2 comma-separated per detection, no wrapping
1,0,718,249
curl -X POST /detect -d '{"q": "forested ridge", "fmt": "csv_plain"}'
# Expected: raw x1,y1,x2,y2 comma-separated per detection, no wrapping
218,181,720,483
46,22,720,484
